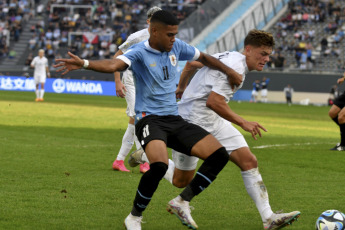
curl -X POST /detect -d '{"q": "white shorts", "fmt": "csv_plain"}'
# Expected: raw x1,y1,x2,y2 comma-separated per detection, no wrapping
251,90,258,96
34,74,46,84
122,71,136,118
261,89,268,97
172,120,248,171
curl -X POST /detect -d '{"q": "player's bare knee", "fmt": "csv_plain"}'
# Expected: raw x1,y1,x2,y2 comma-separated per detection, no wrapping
172,177,191,188
240,154,258,171
329,110,337,118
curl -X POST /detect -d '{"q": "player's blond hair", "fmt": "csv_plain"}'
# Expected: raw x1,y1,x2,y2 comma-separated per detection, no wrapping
244,29,275,48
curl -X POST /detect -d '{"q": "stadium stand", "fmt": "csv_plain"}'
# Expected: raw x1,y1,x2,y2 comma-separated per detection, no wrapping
0,0,206,72
2,0,345,76
267,0,345,72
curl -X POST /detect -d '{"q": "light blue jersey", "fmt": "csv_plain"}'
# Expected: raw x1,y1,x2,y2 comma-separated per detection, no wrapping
117,38,200,119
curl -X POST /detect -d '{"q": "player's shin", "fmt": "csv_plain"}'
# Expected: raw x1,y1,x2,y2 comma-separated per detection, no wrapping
117,124,135,160
180,147,228,202
241,167,273,222
131,162,168,216
339,123,345,146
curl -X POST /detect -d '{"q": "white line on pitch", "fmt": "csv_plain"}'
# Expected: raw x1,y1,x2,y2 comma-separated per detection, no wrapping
252,142,327,149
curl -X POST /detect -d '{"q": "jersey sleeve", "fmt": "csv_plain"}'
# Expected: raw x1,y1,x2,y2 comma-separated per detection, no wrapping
175,39,200,61
30,57,36,66
211,55,245,101
211,71,233,101
117,46,141,68
119,34,140,53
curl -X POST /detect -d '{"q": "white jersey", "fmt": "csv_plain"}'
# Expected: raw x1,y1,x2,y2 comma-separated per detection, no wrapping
118,28,150,117
178,51,248,132
119,28,150,53
119,28,150,80
31,56,48,78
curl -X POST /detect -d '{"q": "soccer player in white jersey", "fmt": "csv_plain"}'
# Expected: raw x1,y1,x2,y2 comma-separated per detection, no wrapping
112,6,161,173
54,10,243,230
131,29,301,230
30,49,50,101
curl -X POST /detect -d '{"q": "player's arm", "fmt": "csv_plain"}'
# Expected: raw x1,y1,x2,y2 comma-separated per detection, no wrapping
54,52,128,75
46,66,50,78
196,52,242,88
176,61,204,98
206,91,267,140
113,49,126,98
30,59,35,68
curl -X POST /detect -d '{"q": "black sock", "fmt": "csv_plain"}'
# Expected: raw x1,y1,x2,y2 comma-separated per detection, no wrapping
180,147,228,202
332,116,340,126
131,162,168,216
340,123,345,146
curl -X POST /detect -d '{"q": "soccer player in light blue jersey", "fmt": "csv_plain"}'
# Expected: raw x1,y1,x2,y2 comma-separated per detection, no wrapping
55,10,242,230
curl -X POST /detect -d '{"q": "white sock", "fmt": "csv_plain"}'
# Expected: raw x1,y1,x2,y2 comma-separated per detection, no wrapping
163,159,175,184
116,123,135,161
134,134,141,150
35,89,39,98
40,89,45,99
241,168,273,222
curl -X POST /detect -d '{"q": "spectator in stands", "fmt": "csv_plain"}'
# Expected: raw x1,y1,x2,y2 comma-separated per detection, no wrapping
320,37,328,53
336,59,343,72
25,52,34,66
295,49,302,67
300,50,308,69
273,52,286,70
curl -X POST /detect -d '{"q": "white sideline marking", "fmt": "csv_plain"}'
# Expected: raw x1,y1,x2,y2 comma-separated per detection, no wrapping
253,142,322,149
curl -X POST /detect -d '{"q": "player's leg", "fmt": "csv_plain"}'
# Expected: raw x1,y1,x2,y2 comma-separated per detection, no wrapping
230,147,274,221
261,89,268,102
113,74,137,172
225,131,300,228
113,117,135,172
167,149,198,188
167,121,228,229
39,82,45,101
232,148,301,229
125,139,169,229
125,116,170,229
34,75,40,101
329,94,345,150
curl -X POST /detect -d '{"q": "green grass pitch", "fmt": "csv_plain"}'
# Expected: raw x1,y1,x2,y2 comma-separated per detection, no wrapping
0,90,343,230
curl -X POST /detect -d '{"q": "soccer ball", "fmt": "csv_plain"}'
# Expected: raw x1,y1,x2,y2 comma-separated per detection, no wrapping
316,210,345,230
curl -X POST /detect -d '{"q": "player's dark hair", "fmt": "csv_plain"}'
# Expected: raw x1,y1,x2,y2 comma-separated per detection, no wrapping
150,10,179,26
244,29,275,48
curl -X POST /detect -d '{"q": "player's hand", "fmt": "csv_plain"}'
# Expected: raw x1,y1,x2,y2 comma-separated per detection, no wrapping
54,52,83,75
175,86,185,99
227,70,243,89
116,81,127,98
337,77,345,84
241,121,267,140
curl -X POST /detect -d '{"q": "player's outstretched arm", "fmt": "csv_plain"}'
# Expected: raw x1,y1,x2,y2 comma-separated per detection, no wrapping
206,91,267,140
54,52,128,75
197,52,242,89
176,61,204,98
113,50,127,98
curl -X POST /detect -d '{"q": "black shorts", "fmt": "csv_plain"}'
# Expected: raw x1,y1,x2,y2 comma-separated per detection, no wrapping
135,115,210,156
333,92,345,109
